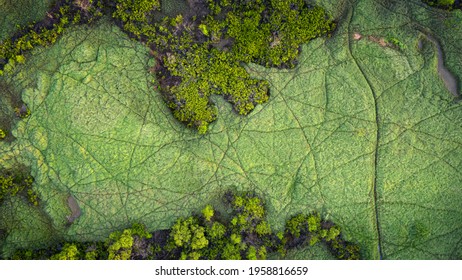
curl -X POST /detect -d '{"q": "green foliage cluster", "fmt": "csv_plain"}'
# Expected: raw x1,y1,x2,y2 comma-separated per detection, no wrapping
207,0,336,67
0,129,6,140
12,223,152,260
112,0,334,133
13,241,106,260
387,37,407,50
422,0,459,9
157,39,270,133
6,192,360,260
50,243,80,260
112,0,160,37
106,222,152,260
0,0,335,132
437,0,456,5
168,216,209,259
162,192,271,259
0,170,38,206
0,0,104,75
283,213,360,260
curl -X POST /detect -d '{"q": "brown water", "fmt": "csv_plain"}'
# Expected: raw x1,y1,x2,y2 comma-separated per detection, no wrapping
423,34,460,97
67,195,81,224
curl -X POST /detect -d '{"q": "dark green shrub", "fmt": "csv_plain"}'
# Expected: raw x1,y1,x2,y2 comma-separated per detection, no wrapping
0,170,37,206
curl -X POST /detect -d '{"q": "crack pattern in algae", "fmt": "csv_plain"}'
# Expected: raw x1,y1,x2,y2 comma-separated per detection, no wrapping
0,0,461,259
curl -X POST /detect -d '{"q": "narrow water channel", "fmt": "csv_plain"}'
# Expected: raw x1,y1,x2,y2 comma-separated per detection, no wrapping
421,33,460,98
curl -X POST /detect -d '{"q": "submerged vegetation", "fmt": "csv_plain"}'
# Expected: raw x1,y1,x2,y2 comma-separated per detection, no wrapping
0,0,335,133
8,192,360,260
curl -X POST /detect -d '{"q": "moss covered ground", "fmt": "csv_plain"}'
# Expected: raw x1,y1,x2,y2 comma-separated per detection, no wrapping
0,0,461,259
0,0,55,41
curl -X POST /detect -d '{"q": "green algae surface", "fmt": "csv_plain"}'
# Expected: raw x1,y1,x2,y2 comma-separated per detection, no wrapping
0,0,461,259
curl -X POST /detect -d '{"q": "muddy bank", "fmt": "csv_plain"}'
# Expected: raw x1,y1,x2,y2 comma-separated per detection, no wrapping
66,195,81,224
420,33,459,98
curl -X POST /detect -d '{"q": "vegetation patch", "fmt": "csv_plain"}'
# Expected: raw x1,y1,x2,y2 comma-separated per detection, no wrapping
0,81,30,142
0,0,335,133
8,192,359,260
422,0,461,10
0,168,38,206
0,0,104,76
111,0,335,133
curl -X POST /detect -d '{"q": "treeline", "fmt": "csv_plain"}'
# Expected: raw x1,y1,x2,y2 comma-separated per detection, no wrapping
0,0,336,133
422,0,462,9
0,168,38,206
8,192,360,260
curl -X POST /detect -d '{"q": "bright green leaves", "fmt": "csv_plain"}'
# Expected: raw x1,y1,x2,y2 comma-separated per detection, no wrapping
325,226,341,242
228,192,268,238
170,217,209,259
208,222,226,240
225,11,269,63
198,24,209,36
283,213,359,260
112,0,160,37
0,175,16,198
159,38,270,133
6,192,358,260
307,213,321,233
140,0,334,132
164,193,275,260
113,0,160,22
285,214,305,238
255,221,272,236
217,0,335,67
106,223,151,260
423,0,456,7
438,0,455,4
163,192,358,260
268,4,335,66
50,243,80,260
107,229,134,260
202,205,214,222
170,217,208,249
